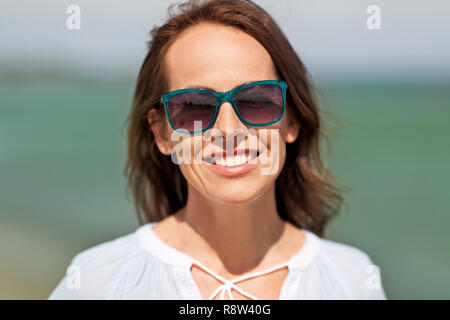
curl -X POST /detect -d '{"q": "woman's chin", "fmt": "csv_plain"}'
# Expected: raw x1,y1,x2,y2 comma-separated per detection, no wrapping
208,184,262,204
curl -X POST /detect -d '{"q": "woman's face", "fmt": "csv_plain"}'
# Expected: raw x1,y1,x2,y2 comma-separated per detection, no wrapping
151,22,299,204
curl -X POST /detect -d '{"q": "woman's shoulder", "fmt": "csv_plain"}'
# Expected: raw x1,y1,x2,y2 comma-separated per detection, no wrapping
305,232,387,299
299,229,378,269
317,235,375,265
48,225,154,299
73,232,138,262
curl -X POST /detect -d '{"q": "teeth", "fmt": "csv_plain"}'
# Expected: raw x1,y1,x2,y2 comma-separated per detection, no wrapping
208,153,259,167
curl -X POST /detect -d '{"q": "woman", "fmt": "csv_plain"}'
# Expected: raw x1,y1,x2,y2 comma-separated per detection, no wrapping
49,0,386,300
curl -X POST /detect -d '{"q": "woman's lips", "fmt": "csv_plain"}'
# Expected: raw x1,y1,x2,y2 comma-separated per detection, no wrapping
204,160,257,177
203,150,259,177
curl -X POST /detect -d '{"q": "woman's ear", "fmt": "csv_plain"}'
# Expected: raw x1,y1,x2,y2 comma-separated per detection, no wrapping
285,111,300,143
148,108,172,156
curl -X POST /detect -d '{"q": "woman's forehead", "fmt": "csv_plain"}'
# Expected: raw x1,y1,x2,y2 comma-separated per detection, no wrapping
164,23,277,91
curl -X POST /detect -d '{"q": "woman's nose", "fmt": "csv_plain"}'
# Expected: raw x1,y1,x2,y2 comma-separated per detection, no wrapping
213,101,247,135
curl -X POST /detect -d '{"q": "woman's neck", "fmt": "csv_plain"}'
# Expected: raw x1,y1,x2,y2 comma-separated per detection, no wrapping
173,182,288,273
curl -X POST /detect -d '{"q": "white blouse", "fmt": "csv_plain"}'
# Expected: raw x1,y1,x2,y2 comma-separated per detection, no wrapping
48,222,387,300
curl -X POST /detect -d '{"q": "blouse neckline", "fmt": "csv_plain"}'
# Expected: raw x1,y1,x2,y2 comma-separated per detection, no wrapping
135,221,321,271
135,221,322,299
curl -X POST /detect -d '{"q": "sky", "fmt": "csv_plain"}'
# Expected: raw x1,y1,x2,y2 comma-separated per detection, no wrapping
1,0,449,84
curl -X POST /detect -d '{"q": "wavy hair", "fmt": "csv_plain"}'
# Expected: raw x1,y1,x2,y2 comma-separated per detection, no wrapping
124,0,343,236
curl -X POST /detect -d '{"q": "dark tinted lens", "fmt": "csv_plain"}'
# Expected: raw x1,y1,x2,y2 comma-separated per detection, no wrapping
167,92,217,132
234,84,283,124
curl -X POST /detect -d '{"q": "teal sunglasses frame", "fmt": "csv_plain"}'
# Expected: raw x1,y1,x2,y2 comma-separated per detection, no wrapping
160,80,288,134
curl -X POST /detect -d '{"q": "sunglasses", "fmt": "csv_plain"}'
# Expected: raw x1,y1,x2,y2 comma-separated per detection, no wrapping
160,80,288,134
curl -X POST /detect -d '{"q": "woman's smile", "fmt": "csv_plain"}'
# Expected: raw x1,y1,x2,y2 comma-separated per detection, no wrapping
203,149,261,177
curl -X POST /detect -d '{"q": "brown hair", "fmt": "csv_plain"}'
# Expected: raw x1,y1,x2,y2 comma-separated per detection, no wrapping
124,0,342,236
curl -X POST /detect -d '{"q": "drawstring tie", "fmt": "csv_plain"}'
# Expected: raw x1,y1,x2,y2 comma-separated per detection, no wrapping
191,259,291,300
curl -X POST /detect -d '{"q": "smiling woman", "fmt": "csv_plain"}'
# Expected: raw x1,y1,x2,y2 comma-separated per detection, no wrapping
48,0,387,300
